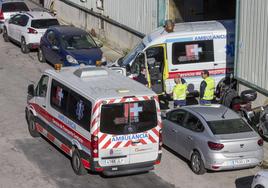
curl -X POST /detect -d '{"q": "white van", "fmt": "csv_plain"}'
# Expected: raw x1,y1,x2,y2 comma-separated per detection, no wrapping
25,66,162,176
116,20,235,97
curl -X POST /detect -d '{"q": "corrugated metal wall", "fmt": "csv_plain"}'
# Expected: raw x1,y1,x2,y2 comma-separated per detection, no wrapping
235,0,268,92
63,0,158,34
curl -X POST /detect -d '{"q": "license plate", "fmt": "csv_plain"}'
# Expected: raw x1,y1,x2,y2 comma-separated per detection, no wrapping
105,158,124,165
233,159,251,165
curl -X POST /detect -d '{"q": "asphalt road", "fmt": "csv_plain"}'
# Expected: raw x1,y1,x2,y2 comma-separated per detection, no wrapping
0,1,267,188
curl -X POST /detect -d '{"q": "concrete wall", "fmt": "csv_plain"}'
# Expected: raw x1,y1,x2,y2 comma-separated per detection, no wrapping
55,1,142,52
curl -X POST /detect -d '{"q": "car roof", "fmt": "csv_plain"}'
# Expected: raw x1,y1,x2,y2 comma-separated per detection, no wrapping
45,66,156,101
50,25,87,35
182,104,240,121
23,11,55,19
0,0,25,4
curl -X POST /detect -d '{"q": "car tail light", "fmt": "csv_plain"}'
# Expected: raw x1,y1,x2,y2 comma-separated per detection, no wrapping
27,27,38,34
91,135,99,158
208,141,224,150
159,129,163,150
258,138,263,146
0,10,4,20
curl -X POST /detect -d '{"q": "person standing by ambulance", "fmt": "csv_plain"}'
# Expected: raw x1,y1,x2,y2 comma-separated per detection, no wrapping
172,74,187,108
200,70,215,105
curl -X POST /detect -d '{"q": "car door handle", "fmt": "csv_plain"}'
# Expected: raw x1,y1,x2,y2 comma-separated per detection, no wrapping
187,136,193,140
42,104,46,108
172,129,178,133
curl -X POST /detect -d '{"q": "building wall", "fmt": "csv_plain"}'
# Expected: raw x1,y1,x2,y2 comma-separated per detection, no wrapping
52,0,168,51
235,0,268,96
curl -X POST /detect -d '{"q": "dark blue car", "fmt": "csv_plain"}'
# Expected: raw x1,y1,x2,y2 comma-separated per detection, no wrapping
37,25,105,66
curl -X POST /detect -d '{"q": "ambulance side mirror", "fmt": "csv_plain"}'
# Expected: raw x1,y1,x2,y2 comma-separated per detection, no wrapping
27,84,35,96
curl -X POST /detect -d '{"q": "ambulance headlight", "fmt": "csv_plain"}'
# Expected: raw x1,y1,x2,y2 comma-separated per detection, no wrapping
66,55,78,64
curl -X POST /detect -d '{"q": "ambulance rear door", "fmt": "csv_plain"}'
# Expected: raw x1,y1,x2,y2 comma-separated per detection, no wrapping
98,98,159,166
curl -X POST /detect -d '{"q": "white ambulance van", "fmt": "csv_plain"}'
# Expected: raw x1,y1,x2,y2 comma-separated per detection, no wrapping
25,66,162,176
116,20,235,97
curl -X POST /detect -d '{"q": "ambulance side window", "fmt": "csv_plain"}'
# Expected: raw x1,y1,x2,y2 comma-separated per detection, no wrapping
67,91,92,132
50,79,69,114
131,53,145,74
172,40,214,64
35,75,49,97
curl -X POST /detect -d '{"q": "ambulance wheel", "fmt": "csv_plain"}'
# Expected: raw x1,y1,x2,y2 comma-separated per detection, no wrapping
71,149,87,176
21,37,30,54
3,27,9,42
37,48,45,63
190,151,206,175
28,113,40,138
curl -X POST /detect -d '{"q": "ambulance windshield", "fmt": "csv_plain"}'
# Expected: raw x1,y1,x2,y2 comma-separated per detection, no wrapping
100,100,157,135
121,42,145,66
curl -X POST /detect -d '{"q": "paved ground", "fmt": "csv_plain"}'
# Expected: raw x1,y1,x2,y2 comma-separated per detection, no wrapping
0,1,267,188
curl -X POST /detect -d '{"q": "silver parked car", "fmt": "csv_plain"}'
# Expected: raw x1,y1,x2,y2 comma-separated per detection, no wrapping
162,104,264,174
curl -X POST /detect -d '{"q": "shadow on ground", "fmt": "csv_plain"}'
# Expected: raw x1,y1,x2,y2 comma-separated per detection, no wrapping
14,138,175,188
235,175,254,188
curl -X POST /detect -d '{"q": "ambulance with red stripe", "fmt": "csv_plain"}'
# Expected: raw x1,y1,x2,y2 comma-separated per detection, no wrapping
25,66,162,176
115,20,235,100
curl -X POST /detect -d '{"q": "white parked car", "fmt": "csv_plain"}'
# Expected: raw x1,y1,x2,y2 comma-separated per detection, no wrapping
252,170,268,188
3,11,59,53
0,0,30,33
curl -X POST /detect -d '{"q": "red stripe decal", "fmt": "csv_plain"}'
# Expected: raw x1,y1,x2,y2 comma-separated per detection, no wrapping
92,101,102,114
108,99,116,104
120,98,126,103
132,97,139,101
102,139,111,149
98,134,107,144
113,141,122,148
47,132,55,142
36,123,43,133
81,158,90,169
168,68,230,79
124,141,131,147
93,128,100,136
139,139,147,145
30,103,91,149
143,96,150,100
152,128,159,137
91,115,100,128
149,135,157,143
61,144,71,154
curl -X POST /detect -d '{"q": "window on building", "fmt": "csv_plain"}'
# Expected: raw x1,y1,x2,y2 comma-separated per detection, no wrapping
172,40,214,64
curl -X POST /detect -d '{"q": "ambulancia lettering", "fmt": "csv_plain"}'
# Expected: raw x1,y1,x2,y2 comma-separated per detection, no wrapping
111,133,149,142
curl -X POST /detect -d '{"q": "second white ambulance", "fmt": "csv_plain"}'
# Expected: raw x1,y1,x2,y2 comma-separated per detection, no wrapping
25,65,162,176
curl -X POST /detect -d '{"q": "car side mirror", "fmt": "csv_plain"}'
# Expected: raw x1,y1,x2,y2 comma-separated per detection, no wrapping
52,45,59,51
97,42,103,48
27,84,35,96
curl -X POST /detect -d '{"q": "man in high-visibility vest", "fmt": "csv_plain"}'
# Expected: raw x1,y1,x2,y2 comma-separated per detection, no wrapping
200,70,215,105
172,74,187,108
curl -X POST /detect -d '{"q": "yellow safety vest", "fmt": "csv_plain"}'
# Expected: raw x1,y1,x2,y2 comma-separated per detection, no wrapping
203,77,215,100
173,83,187,100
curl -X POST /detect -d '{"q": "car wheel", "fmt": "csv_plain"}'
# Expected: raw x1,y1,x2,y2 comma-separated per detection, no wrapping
190,151,206,175
37,48,45,63
255,185,264,188
3,28,9,42
27,113,40,138
21,37,30,54
71,149,87,176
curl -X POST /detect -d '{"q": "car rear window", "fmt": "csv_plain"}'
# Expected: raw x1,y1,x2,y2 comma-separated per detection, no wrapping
207,119,253,135
31,19,59,29
100,100,157,135
2,2,29,12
